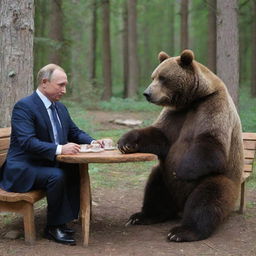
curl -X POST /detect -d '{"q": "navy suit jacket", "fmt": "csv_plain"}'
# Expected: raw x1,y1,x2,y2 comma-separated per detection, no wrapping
0,92,94,192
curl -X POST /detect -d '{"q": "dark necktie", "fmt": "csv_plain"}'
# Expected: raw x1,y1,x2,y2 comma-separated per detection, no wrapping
50,103,63,144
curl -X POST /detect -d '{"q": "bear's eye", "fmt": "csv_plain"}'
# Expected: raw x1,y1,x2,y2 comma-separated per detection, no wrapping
158,75,167,82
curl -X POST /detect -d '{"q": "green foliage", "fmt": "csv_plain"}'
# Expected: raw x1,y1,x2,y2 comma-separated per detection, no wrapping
239,86,256,132
34,0,255,103
239,0,254,84
137,0,180,86
94,129,129,143
62,99,96,136
190,0,208,65
98,97,161,112
34,37,63,50
248,164,256,189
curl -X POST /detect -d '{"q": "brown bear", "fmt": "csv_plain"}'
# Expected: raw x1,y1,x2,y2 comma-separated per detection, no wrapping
118,49,244,242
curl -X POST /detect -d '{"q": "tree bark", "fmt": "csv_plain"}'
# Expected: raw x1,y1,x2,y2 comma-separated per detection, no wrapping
88,0,98,85
216,0,239,107
127,0,139,98
180,0,189,50
34,0,48,84
123,1,129,98
49,0,63,64
0,0,34,127
207,0,217,73
170,1,175,56
251,0,256,97
102,0,112,101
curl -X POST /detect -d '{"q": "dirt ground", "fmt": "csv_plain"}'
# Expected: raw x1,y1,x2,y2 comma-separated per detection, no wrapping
0,110,256,256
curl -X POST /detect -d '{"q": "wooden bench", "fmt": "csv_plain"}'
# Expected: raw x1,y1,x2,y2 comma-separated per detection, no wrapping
239,132,256,213
0,127,45,244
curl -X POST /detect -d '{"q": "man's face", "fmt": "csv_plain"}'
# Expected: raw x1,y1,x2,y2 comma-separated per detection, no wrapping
42,69,68,102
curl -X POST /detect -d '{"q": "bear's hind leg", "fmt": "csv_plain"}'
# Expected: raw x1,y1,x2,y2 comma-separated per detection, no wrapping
167,176,238,242
127,165,177,226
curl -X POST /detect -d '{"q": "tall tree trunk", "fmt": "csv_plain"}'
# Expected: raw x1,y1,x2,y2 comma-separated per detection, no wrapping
142,22,150,85
88,0,98,85
170,1,175,56
34,0,48,86
102,0,112,101
251,0,256,97
207,0,217,73
123,1,129,98
49,0,63,64
216,0,239,107
127,0,139,98
180,0,189,50
0,0,34,127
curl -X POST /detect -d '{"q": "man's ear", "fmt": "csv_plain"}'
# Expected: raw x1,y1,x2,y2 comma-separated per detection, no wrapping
42,78,48,87
180,49,194,66
158,51,170,63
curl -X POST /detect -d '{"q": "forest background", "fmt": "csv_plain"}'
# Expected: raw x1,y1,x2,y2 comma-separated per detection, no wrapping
0,0,255,132
33,0,256,131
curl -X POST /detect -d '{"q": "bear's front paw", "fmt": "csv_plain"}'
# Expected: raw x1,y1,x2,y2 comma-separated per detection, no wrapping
118,130,140,154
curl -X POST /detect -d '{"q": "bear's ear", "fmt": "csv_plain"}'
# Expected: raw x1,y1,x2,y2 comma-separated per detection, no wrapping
180,49,194,66
158,51,170,63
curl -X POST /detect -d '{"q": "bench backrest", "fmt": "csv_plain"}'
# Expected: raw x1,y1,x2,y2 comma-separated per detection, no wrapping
0,127,11,167
242,132,256,177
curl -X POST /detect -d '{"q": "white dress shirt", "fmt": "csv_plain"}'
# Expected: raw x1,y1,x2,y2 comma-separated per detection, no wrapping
36,89,62,155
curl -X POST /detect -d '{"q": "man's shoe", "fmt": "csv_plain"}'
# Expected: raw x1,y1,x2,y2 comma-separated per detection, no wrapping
44,226,76,245
59,224,75,234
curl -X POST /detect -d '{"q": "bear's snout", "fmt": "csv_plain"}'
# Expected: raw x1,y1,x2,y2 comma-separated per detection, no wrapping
143,92,150,101
143,90,151,102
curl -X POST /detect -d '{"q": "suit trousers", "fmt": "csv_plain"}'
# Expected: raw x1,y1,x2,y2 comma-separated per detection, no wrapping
32,163,80,226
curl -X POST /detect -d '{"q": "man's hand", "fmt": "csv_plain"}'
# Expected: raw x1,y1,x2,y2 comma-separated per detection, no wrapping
61,143,81,155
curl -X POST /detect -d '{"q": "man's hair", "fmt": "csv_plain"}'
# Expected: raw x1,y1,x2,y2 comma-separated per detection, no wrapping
37,64,65,85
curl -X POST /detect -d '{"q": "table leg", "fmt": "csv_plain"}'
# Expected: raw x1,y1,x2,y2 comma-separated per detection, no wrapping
79,163,91,246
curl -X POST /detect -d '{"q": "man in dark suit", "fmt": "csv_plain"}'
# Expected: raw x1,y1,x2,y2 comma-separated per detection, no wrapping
0,64,103,245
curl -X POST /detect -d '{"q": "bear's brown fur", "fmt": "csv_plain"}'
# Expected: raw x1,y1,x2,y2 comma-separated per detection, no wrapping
118,49,243,242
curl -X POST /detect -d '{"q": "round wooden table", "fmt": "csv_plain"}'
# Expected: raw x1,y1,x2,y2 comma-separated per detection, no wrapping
57,149,157,246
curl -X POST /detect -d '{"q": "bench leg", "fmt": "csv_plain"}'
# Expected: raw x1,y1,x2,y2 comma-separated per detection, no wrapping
239,181,246,214
0,201,36,244
22,203,36,244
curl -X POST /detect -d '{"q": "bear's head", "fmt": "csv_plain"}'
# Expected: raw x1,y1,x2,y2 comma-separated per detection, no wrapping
143,49,216,110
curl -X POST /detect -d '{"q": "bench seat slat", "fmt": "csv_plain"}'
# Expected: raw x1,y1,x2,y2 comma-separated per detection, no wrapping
0,188,45,204
243,140,256,150
244,164,253,172
0,127,11,138
0,138,10,151
242,133,256,140
244,159,254,165
244,149,256,159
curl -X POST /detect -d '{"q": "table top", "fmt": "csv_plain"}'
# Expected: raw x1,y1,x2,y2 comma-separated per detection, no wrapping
57,149,157,164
